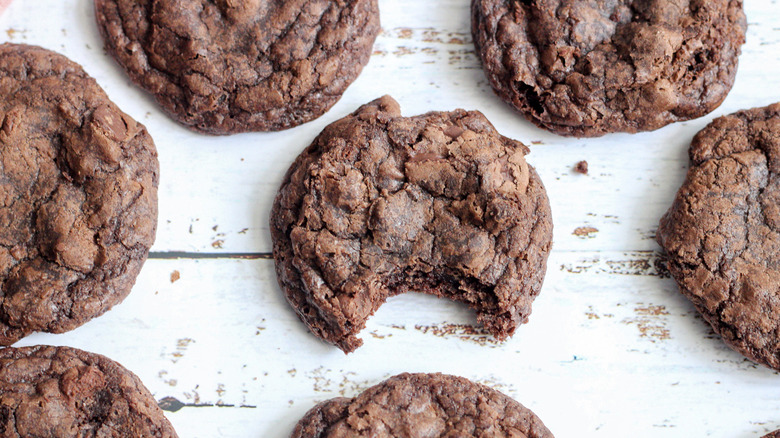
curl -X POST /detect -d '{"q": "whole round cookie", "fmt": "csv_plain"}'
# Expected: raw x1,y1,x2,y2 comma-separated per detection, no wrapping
658,102,780,370
292,373,554,437
271,96,553,353
0,43,158,345
472,0,747,137
0,345,178,437
95,0,380,134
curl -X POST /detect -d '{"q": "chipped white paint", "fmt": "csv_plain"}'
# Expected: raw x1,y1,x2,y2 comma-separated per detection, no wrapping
4,1,780,437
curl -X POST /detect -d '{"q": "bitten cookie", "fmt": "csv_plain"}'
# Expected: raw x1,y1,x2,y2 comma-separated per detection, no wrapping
95,0,380,134
658,103,780,370
472,0,747,137
292,373,554,437
0,346,178,437
0,43,158,345
271,96,553,353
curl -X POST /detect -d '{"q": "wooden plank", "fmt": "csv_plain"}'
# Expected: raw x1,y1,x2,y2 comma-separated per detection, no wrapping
14,257,780,437
2,1,780,437
0,1,778,254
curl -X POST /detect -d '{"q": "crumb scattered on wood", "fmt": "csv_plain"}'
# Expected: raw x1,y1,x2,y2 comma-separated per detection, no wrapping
574,160,589,174
170,270,180,283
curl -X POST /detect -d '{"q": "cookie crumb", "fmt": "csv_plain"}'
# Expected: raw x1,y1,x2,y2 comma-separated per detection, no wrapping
170,270,180,283
574,160,589,174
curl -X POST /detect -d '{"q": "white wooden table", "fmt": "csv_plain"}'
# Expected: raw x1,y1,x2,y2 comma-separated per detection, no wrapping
4,1,780,437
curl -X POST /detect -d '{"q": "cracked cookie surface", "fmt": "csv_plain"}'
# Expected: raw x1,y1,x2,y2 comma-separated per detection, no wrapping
271,96,553,353
292,373,554,438
0,43,158,345
0,345,177,437
95,0,380,135
658,103,780,370
472,0,746,137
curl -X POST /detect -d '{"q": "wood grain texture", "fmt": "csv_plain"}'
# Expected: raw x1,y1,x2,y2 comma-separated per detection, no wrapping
2,0,780,437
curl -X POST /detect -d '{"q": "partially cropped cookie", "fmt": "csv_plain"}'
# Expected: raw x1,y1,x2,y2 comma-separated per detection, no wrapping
0,346,177,437
293,373,553,437
271,96,553,352
95,0,380,134
472,0,747,137
658,103,780,370
0,44,158,345
764,431,780,438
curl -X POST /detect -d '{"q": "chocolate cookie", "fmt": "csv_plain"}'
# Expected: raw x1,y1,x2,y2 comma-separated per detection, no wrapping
0,345,178,437
764,431,780,438
271,96,553,353
472,0,747,137
658,103,780,370
95,0,380,135
0,44,158,345
293,373,554,437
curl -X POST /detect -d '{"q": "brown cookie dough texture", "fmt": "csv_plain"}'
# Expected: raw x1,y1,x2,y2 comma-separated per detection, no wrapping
658,103,780,370
764,431,780,438
0,44,158,345
271,96,553,353
0,346,178,437
472,0,747,137
292,373,554,438
95,0,380,135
